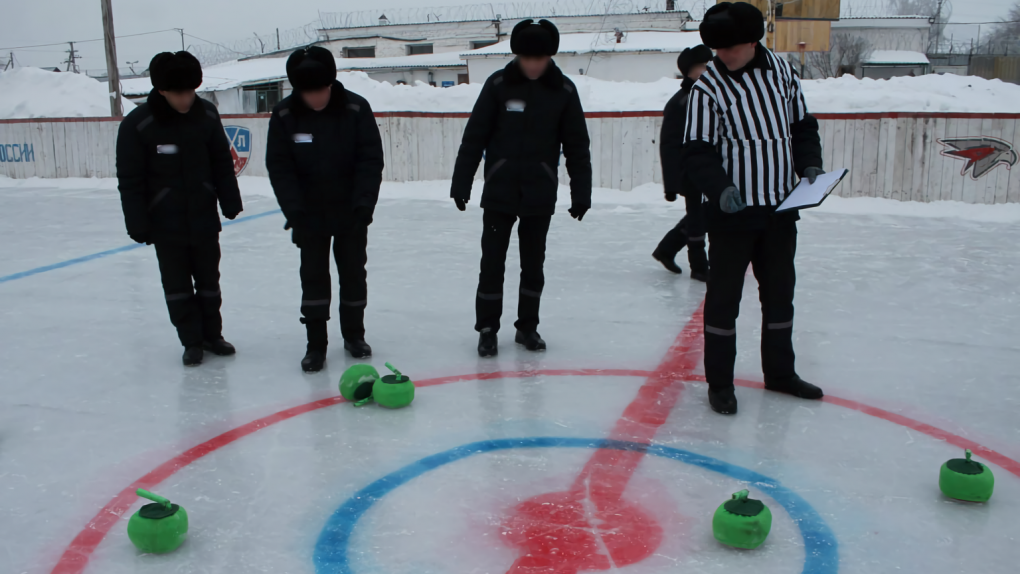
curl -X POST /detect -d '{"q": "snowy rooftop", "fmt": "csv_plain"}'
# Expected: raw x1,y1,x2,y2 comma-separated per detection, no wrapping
863,51,930,65
338,51,466,71
461,31,705,58
832,17,931,29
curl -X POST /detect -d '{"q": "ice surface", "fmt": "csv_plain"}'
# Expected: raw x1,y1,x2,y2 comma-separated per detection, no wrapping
1,179,1018,574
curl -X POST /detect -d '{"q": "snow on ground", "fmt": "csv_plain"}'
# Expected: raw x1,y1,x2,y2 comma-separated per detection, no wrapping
4,174,1019,223
0,67,135,119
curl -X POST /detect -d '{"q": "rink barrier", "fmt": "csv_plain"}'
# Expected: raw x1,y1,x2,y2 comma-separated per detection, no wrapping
3,112,1020,203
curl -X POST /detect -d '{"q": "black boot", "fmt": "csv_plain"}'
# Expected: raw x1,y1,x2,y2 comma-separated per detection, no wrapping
652,248,684,274
302,350,326,373
764,375,823,400
182,346,204,367
478,328,498,358
344,339,372,359
688,242,709,283
203,337,236,356
708,386,738,415
515,330,547,351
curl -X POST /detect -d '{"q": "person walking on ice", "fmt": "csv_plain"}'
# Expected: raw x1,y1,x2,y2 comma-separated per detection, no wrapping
682,2,827,414
451,19,593,358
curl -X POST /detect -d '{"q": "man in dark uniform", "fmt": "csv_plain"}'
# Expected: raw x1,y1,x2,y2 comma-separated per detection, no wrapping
266,47,384,372
682,3,826,414
116,51,243,366
451,19,592,358
653,45,714,281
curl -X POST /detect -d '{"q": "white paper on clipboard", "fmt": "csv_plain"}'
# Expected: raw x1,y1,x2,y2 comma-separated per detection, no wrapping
776,169,850,213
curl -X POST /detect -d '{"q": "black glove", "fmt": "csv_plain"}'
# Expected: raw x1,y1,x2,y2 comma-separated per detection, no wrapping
719,186,747,214
803,166,825,184
665,192,677,203
569,206,588,221
128,231,149,245
354,206,374,227
223,209,241,221
284,221,304,249
454,197,468,212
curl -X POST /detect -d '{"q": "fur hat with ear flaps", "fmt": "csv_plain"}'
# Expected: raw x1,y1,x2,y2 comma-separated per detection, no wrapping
511,19,560,56
149,51,202,91
286,46,338,92
677,44,714,77
699,2,765,50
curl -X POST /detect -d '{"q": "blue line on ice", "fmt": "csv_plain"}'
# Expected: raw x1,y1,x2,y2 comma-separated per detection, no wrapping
314,437,839,574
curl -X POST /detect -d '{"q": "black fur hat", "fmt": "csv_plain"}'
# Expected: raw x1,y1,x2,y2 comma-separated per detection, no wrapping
149,51,202,91
286,46,337,91
677,45,714,76
700,2,765,49
511,19,560,56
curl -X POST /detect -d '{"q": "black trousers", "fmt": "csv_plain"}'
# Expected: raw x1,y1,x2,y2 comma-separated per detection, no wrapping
656,194,708,272
299,227,369,344
154,240,223,348
475,209,551,334
703,218,797,388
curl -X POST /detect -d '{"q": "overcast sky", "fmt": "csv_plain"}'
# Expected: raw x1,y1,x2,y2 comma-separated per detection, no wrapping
1,0,1016,71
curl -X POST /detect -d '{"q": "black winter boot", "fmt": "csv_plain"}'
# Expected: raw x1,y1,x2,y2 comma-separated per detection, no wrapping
515,330,547,351
183,346,204,367
764,375,823,400
344,339,372,359
652,248,684,274
478,328,498,358
302,318,328,373
688,241,709,283
708,386,738,415
302,350,326,373
203,337,236,356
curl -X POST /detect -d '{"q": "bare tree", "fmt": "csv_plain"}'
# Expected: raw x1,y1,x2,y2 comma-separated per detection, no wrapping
985,1,1020,55
808,33,873,78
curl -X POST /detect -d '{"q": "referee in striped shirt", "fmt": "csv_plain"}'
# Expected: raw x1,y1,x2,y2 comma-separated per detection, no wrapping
682,2,825,415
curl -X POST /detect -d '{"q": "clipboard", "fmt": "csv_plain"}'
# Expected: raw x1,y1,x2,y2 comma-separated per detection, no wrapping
775,169,850,213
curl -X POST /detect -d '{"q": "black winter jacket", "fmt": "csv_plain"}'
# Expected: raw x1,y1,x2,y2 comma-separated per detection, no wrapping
451,60,592,217
265,81,384,235
116,90,242,244
659,76,696,199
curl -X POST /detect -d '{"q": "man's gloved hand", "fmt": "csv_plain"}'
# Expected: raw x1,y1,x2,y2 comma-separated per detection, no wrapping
454,198,468,212
719,186,747,214
665,192,678,203
803,166,825,184
354,206,374,227
223,209,241,221
569,205,589,221
128,231,149,245
284,221,304,249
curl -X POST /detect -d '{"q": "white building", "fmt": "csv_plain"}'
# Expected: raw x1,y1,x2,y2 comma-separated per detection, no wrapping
463,31,705,84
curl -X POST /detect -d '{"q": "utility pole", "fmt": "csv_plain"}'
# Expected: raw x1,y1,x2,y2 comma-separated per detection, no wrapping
276,28,280,51
101,0,123,116
174,28,185,51
5,52,13,70
65,41,81,73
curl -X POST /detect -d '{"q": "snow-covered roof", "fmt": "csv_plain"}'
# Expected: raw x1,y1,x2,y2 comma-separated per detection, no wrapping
121,52,467,96
863,51,930,66
461,31,704,58
832,17,931,30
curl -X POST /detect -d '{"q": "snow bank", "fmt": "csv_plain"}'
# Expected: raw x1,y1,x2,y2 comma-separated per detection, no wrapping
0,67,135,119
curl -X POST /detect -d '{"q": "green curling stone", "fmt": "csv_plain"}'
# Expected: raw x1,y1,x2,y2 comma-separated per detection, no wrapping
712,489,773,549
939,449,994,502
340,364,379,403
127,489,189,554
373,362,415,409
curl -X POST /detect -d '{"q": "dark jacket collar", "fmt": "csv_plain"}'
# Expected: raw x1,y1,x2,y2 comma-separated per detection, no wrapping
147,89,206,125
681,76,696,93
503,58,565,89
287,80,349,115
715,43,772,77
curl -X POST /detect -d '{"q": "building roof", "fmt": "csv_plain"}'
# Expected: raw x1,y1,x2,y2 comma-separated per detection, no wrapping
832,17,931,30
863,50,930,65
319,10,691,32
337,51,466,71
462,31,704,58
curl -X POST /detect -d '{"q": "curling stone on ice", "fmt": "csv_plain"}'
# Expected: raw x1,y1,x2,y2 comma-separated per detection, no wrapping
712,489,773,549
939,449,994,502
127,489,189,554
340,364,379,403
373,362,415,409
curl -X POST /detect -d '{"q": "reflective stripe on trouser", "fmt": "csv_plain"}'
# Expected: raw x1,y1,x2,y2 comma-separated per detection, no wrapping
299,229,369,341
475,209,551,333
154,240,223,347
703,218,797,386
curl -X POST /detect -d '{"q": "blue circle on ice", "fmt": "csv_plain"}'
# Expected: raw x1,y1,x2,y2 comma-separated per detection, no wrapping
315,437,840,574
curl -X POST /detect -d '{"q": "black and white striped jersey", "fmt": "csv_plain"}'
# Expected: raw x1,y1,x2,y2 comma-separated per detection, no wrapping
684,47,810,207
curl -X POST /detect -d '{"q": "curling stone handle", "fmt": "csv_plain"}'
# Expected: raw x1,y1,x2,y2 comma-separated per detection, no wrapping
732,489,750,501
136,489,171,508
965,449,973,461
384,362,402,377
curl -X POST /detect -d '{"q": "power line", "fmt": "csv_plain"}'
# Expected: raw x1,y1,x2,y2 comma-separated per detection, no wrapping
183,32,252,56
0,29,179,51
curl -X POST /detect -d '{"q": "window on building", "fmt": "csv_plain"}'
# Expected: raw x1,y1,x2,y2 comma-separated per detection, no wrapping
243,81,281,113
457,73,469,85
345,47,376,58
407,44,434,55
471,40,498,50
